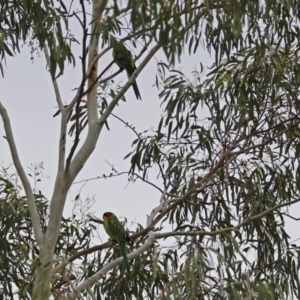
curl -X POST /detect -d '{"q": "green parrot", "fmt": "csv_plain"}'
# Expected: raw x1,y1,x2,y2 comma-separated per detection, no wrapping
103,212,134,275
112,40,142,100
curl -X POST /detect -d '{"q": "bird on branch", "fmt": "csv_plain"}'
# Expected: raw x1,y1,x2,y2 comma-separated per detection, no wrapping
112,40,142,100
103,212,134,276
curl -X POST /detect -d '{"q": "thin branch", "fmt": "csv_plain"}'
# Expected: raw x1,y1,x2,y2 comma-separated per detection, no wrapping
112,114,167,187
107,159,164,193
281,212,300,221
134,37,153,61
73,171,164,193
97,67,122,86
44,46,64,110
110,113,141,139
44,45,68,172
155,198,300,239
185,200,213,206
231,120,300,156
83,61,115,96
65,1,89,170
0,101,44,245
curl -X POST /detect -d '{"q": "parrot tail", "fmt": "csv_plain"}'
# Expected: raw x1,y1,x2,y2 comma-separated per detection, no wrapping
126,68,142,100
132,81,142,100
119,241,131,276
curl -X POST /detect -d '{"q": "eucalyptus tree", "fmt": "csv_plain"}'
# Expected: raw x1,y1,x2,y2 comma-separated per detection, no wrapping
1,0,300,299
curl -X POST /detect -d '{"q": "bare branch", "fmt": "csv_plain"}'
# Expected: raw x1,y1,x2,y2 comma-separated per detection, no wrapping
108,111,168,189
97,67,121,86
73,171,164,193
65,1,89,170
0,101,44,245
44,46,64,111
44,45,68,172
281,212,300,221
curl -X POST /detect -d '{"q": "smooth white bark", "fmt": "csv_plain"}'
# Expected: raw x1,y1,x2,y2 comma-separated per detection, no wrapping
0,101,44,245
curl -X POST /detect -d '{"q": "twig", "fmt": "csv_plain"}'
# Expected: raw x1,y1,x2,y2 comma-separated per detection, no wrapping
155,198,300,239
185,200,213,206
83,61,115,96
44,46,64,110
73,170,164,194
65,2,89,170
44,45,68,171
111,107,167,188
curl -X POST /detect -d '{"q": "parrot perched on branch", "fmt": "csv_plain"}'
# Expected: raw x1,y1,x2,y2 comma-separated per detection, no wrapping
112,40,142,100
103,212,134,275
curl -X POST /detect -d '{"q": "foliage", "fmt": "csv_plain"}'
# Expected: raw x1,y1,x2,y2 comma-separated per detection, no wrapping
0,167,95,299
0,0,75,77
2,0,300,299
126,42,300,298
